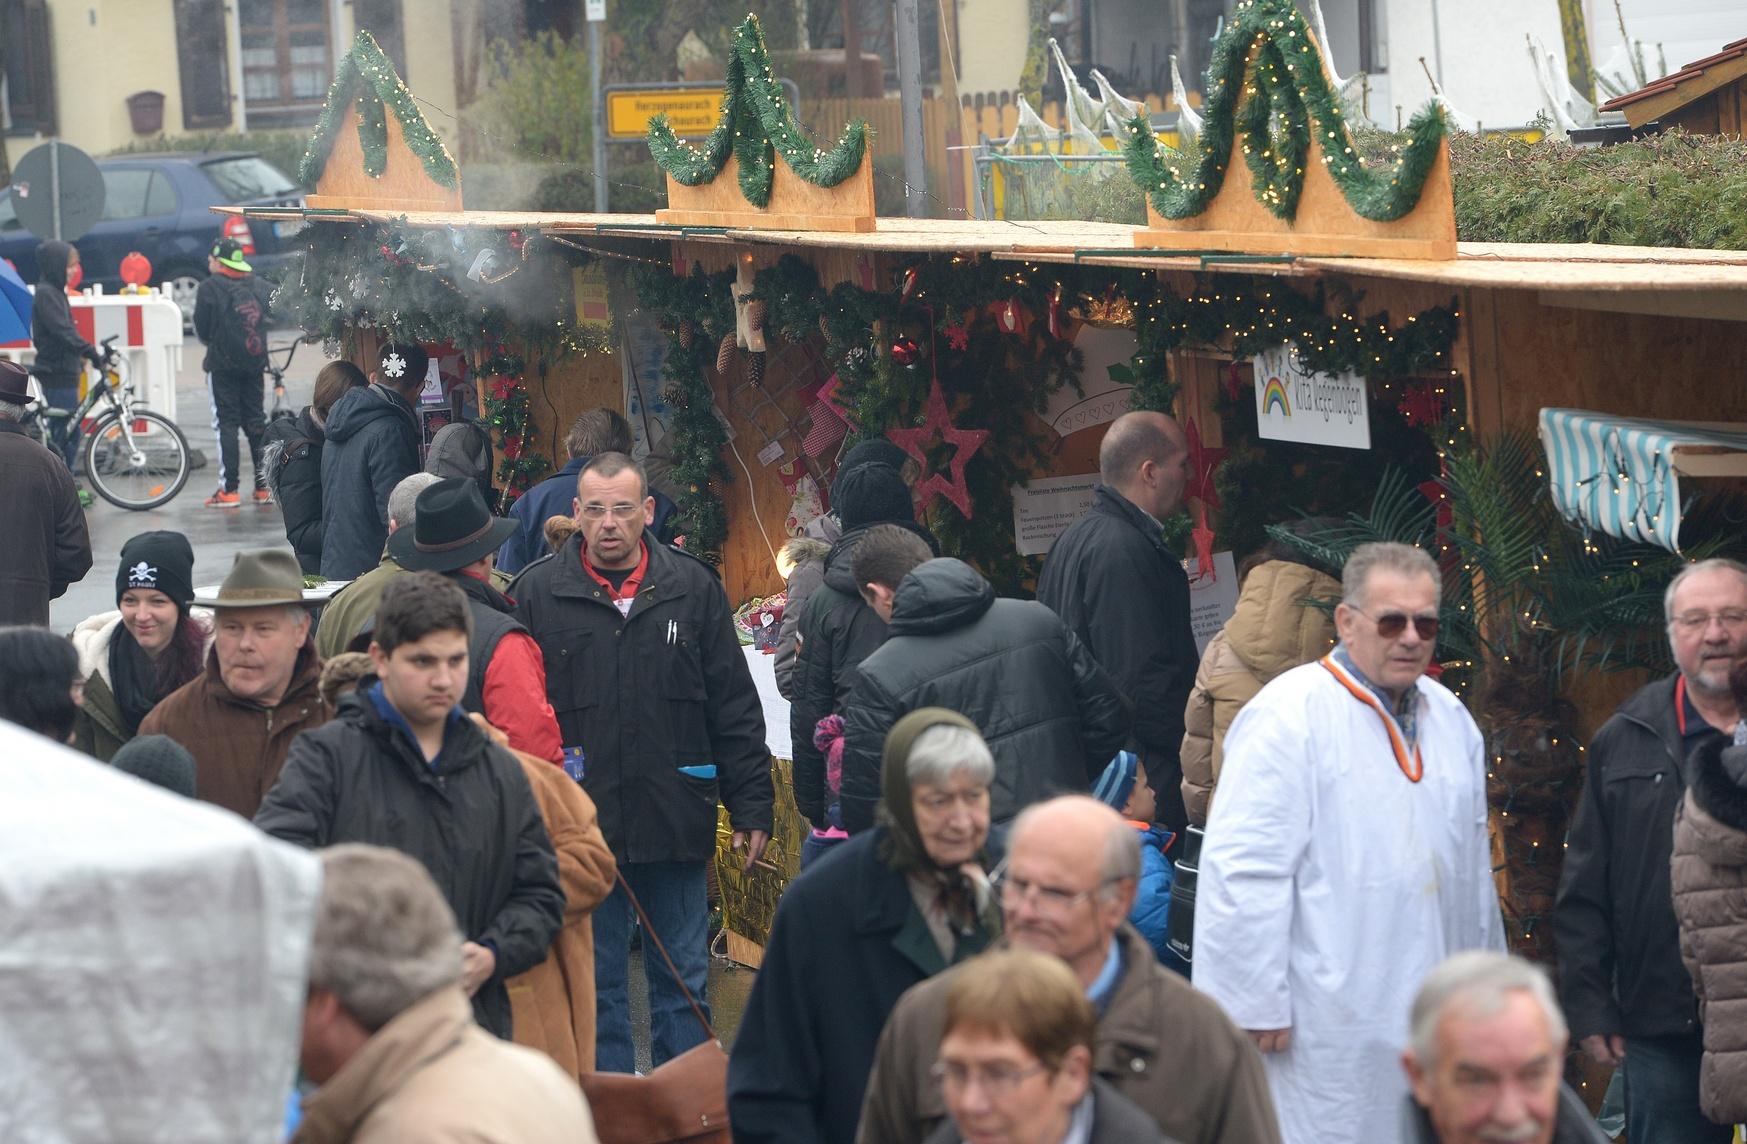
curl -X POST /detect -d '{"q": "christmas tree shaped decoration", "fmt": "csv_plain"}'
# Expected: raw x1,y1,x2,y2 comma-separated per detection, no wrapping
301,30,462,212
648,14,876,232
1123,0,1455,259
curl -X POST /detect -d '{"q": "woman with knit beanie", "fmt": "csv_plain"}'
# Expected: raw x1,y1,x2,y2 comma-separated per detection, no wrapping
71,531,210,761
728,708,1002,1144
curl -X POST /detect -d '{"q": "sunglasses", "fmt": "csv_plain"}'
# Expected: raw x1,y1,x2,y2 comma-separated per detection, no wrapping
1351,606,1439,641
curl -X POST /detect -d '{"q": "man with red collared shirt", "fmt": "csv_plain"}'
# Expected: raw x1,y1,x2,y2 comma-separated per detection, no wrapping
512,451,772,1074
386,478,562,764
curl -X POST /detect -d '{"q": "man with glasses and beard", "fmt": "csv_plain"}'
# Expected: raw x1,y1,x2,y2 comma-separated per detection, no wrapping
1192,542,1504,1144
1552,559,1747,1144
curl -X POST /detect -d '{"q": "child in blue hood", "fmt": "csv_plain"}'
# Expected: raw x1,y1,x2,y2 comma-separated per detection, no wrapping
1092,750,1175,964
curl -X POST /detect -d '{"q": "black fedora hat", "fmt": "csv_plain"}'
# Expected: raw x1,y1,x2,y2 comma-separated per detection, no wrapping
0,360,32,405
388,477,518,572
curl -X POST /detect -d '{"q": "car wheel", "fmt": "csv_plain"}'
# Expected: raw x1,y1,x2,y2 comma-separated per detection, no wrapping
159,267,206,332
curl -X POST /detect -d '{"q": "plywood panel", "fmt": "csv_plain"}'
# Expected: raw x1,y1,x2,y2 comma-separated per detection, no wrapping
658,152,876,233
1136,130,1457,260
305,106,463,212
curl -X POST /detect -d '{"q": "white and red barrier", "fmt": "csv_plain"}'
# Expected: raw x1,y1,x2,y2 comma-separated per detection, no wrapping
0,287,186,419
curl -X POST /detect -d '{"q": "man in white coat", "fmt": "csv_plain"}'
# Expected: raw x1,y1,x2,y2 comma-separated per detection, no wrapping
1192,541,1504,1144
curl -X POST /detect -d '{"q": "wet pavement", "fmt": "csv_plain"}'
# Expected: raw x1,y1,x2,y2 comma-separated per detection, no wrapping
49,329,320,634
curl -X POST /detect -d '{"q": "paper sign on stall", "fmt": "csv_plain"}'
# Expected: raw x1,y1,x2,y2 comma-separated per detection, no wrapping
1012,474,1099,556
1184,550,1239,654
1252,342,1371,450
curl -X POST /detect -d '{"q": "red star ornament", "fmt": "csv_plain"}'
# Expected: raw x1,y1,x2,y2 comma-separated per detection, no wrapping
1418,456,1457,575
886,378,991,518
1191,502,1217,579
1399,382,1445,428
1184,416,1229,512
945,323,969,351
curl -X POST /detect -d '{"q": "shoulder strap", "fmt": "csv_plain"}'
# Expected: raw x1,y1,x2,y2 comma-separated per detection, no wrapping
615,871,716,1041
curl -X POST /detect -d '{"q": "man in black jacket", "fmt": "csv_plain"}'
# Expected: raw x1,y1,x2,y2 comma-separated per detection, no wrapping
0,361,91,625
1552,559,1747,1144
789,459,931,852
513,451,772,1072
1036,411,1195,835
319,342,425,579
29,240,101,475
840,525,1130,834
255,571,563,1041
193,238,276,507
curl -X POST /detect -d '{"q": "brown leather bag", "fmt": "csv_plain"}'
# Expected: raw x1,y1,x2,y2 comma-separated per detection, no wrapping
580,873,730,1144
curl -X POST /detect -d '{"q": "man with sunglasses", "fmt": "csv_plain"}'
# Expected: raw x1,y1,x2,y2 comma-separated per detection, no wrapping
1192,542,1504,1144
1552,559,1747,1144
511,451,772,1074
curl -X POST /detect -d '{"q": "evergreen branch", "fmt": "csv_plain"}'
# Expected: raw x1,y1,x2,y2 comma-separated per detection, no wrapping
301,30,458,190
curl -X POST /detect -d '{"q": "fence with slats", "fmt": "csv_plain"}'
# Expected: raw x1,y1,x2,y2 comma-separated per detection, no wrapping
796,90,1199,219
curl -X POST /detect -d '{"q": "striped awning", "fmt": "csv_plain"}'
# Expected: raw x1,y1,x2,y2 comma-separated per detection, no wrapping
1538,408,1747,553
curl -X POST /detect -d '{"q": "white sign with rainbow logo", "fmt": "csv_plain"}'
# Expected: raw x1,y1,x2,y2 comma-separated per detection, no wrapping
1252,342,1371,451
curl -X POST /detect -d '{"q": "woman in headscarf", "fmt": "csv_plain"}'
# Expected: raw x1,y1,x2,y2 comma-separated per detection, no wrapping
70,531,209,761
727,708,1001,1144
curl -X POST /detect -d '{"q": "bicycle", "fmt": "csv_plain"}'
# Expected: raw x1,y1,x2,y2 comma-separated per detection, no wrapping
265,336,304,423
24,334,194,511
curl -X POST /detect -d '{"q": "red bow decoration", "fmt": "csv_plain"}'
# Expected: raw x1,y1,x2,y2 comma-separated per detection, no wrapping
1184,416,1229,512
886,378,991,518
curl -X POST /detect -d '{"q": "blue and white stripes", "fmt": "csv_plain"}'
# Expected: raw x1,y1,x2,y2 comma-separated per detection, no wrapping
1538,407,1747,553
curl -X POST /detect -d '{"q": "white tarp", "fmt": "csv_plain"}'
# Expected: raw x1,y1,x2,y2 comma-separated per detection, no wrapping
0,724,321,1143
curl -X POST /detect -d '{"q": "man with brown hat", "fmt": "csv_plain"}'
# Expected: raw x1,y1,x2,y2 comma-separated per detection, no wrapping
140,548,329,818
0,359,91,626
388,477,561,763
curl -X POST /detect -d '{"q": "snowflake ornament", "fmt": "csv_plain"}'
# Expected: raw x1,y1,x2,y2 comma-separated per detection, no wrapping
382,352,408,379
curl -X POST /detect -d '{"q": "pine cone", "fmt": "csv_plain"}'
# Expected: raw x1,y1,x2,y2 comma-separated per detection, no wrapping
662,384,688,409
747,351,767,387
678,320,694,349
716,333,736,375
745,298,767,331
818,314,831,339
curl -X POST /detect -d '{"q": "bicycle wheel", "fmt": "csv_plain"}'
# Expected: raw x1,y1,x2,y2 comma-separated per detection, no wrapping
82,410,193,511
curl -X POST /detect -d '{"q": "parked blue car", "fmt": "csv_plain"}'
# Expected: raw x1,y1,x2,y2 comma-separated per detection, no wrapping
0,151,304,328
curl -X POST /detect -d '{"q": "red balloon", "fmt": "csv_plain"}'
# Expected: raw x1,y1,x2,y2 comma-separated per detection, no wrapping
119,251,153,286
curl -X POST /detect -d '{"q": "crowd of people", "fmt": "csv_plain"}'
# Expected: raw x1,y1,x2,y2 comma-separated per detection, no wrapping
2,388,1745,1144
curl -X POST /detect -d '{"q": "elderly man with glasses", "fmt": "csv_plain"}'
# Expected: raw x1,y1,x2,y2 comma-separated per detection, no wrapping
511,451,772,1075
1191,542,1505,1144
1552,558,1747,1144
858,795,1279,1144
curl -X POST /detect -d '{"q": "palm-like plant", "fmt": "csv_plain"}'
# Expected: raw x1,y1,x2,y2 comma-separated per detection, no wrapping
1268,431,1710,962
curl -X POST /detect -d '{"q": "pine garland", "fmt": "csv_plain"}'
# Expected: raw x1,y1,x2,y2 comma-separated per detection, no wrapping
647,14,870,208
1122,0,1445,222
479,352,552,502
301,30,459,189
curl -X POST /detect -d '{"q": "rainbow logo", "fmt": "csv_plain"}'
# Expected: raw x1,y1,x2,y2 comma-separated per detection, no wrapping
1261,374,1292,418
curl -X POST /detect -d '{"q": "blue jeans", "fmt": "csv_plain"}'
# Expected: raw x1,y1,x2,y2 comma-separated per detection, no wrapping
39,375,80,471
799,831,845,870
1623,1031,1732,1144
593,860,711,1073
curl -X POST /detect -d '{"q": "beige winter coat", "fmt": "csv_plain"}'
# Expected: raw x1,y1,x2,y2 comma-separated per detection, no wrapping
1180,560,1339,825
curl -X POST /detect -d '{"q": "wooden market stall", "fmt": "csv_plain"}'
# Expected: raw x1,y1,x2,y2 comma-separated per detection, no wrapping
243,11,1747,975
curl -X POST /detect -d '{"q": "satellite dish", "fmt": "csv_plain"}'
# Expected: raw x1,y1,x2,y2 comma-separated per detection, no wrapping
9,142,105,242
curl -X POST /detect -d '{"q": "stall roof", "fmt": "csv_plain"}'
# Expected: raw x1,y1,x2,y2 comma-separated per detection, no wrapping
226,206,1747,306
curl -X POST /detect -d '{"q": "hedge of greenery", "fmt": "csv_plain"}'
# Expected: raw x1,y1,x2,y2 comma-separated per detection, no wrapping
1448,128,1747,249
106,130,313,188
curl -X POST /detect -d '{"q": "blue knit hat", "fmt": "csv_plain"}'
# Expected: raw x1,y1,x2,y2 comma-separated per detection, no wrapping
1092,750,1140,810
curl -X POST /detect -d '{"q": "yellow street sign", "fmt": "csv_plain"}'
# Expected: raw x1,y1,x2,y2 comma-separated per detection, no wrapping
605,87,726,141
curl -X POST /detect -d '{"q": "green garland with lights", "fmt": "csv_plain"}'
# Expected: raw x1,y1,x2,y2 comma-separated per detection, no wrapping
301,30,459,189
634,251,1462,587
646,14,870,208
275,217,608,500
1122,0,1445,222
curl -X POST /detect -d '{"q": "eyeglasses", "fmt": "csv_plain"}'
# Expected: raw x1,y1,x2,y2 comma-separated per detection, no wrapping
1670,610,1747,633
990,861,1121,911
1350,606,1439,641
931,1059,1047,1095
579,502,643,520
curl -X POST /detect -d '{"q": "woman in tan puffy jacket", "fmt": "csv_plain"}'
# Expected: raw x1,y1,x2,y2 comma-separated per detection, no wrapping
1670,659,1747,1128
1180,543,1340,825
